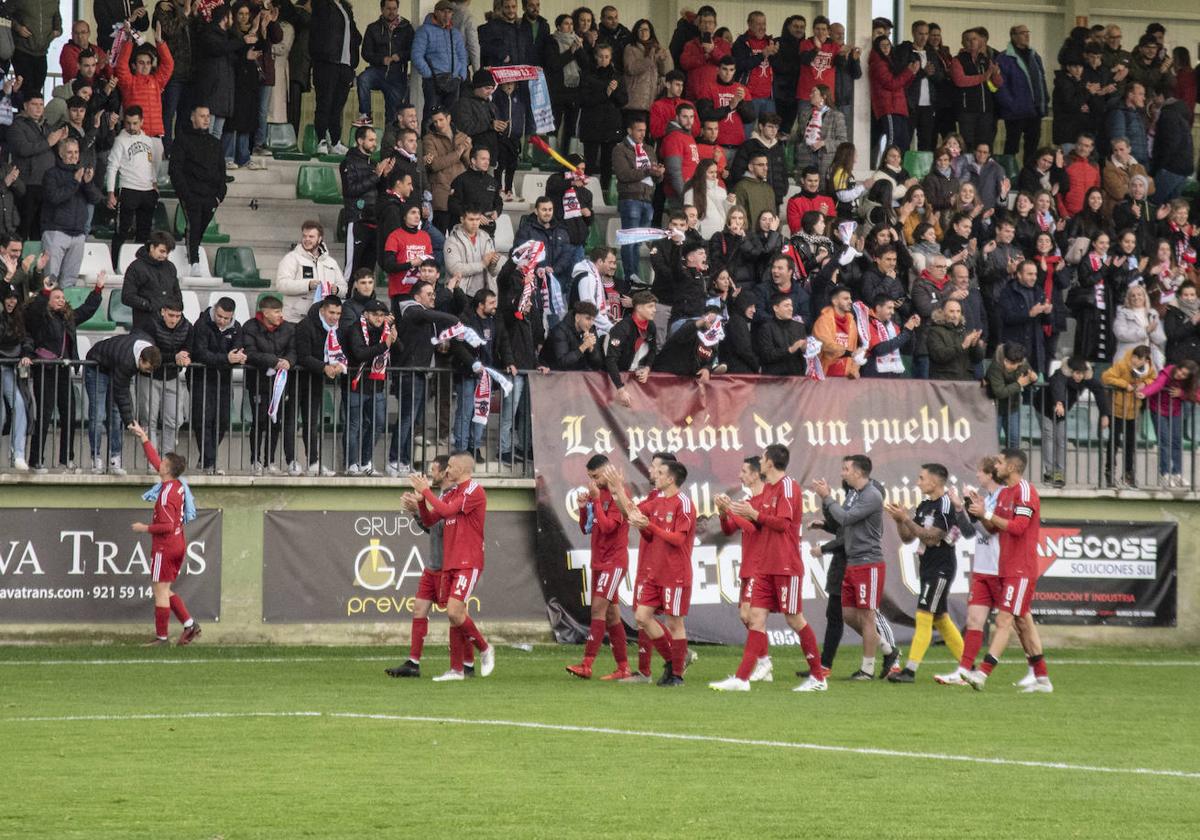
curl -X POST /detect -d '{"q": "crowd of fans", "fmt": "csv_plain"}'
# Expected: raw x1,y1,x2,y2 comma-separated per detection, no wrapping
2,3,1200,488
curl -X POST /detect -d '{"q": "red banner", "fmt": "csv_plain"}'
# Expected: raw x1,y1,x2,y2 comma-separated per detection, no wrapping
487,65,540,84
529,373,999,645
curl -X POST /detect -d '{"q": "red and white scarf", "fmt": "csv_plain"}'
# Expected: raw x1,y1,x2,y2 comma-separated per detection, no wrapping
352,315,391,390
323,318,347,366
851,301,902,374
633,142,650,169
562,188,582,219
1037,254,1062,337
804,106,825,148
432,322,484,347
471,366,514,425
512,240,546,320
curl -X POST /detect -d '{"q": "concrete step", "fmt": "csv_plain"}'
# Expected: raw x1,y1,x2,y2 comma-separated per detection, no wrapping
225,181,297,200
214,199,341,232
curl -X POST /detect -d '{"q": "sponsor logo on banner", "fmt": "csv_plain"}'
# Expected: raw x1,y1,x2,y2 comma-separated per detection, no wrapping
0,509,222,622
262,511,546,623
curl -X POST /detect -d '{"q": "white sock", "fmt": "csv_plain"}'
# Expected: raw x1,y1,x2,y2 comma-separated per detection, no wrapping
1026,665,1036,679
183,618,194,628
905,659,919,672
861,656,876,673
756,655,771,665
878,640,894,656
1036,675,1051,684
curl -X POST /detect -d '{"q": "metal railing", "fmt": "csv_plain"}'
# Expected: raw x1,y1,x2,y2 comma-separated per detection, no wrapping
0,360,533,478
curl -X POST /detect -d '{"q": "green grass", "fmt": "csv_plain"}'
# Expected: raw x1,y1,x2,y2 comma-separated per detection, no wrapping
2,644,1198,839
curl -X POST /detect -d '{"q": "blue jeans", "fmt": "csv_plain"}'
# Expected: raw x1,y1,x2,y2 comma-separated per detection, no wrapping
1155,411,1183,476
344,387,386,467
255,85,271,148
356,66,409,125
83,366,123,460
209,115,225,140
617,198,653,282
912,355,930,380
453,376,484,452
997,407,1021,447
1154,169,1188,203
1,366,29,460
222,131,251,166
389,371,426,466
162,79,185,154
499,373,527,456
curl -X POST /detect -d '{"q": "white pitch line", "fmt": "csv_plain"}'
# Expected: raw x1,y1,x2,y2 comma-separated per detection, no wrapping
1,710,1195,780
0,655,1197,668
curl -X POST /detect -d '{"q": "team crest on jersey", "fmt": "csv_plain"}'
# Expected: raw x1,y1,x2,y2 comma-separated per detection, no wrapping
666,512,674,522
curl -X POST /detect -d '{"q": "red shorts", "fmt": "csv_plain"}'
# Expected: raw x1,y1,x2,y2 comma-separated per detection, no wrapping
739,577,754,605
636,581,690,617
591,567,625,603
750,573,804,614
416,569,447,607
841,562,885,609
151,547,184,583
968,573,1003,608
999,576,1035,617
446,568,481,603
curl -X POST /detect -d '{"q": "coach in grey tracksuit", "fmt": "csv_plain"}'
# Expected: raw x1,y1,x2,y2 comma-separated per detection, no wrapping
817,457,898,679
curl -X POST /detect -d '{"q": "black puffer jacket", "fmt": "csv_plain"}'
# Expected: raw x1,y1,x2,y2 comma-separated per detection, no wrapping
170,126,228,208
241,315,297,384
753,316,806,376
604,315,658,388
147,313,193,379
447,168,502,222
294,301,344,380
122,247,182,333
393,299,460,367
496,260,545,369
340,147,381,222
577,63,628,144
361,14,414,72
86,331,154,425
309,0,362,66
188,306,242,389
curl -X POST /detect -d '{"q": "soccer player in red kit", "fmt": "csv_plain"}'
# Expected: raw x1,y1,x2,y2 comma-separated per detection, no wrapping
712,456,772,683
627,460,695,687
964,449,1052,692
129,422,200,646
603,452,678,683
566,454,632,680
412,452,494,681
712,444,827,692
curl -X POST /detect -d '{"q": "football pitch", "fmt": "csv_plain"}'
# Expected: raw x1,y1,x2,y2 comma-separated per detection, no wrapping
3,643,1198,839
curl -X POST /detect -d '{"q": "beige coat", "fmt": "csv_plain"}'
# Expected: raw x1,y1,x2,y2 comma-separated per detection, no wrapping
268,22,294,125
424,129,472,212
622,43,672,112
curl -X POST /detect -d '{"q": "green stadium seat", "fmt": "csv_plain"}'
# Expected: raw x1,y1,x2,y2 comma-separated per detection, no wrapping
903,150,933,180
107,294,133,329
1181,179,1200,202
256,291,284,310
172,204,231,243
301,124,319,156
153,202,170,233
214,246,268,288
22,240,42,258
266,122,301,152
64,287,115,330
783,141,796,174
296,165,343,204
994,154,1020,180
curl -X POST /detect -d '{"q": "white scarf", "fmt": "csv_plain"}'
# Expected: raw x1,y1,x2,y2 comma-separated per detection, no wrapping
804,106,826,148
322,317,346,366
471,366,514,426
352,315,391,390
852,300,903,374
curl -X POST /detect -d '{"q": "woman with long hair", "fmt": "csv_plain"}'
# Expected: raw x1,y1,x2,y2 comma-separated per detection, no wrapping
921,145,957,213
1114,282,1167,366
0,287,32,470
830,142,870,219
742,209,784,283
707,206,755,287
898,185,942,244
1139,358,1200,487
683,159,732,239
1171,46,1196,124
926,23,957,143
791,83,847,189
1070,231,1118,364
547,14,585,149
622,18,672,127
867,35,916,165
1032,230,1072,366
1146,238,1190,311
1064,186,1110,243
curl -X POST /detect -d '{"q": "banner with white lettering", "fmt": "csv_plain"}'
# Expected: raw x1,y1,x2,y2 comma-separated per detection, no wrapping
1028,520,1176,626
0,509,222,622
529,373,997,645
262,510,546,622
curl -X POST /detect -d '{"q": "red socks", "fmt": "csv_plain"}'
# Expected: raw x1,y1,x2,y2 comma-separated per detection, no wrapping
735,630,768,680
798,624,823,679
671,636,688,676
449,625,465,671
608,622,628,668
1029,654,1048,678
168,594,191,625
637,630,651,676
960,628,984,670
651,626,673,663
981,654,998,676
154,606,169,639
409,616,429,662
460,616,488,652
582,618,606,665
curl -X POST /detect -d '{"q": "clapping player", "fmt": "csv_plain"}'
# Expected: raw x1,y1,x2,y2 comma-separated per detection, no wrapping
129,421,200,647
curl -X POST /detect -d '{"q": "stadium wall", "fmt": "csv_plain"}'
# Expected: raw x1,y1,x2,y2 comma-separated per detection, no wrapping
0,482,1195,646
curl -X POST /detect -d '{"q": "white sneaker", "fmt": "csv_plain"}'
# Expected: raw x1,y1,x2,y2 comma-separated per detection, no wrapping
709,675,750,692
1174,474,1187,488
316,139,330,154
320,465,337,477
431,670,465,682
749,656,773,683
628,273,641,287
329,142,349,156
1014,670,1037,689
963,669,988,691
287,460,303,476
12,457,29,471
793,675,828,692
109,456,126,476
934,668,968,686
386,461,400,477
266,463,281,475
479,644,495,677
91,455,104,473
360,464,375,477
225,159,239,170
245,159,266,170
189,262,203,277
1021,678,1054,694
346,463,361,476
617,672,652,684
306,462,320,476
251,462,264,476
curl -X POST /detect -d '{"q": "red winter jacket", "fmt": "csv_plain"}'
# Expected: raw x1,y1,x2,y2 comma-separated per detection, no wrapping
868,50,914,119
115,39,175,138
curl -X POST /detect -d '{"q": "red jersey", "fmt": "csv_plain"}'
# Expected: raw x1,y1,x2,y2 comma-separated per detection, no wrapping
143,441,185,553
680,36,732,99
383,226,433,297
797,39,840,102
419,479,486,571
659,128,700,197
579,487,629,573
994,479,1041,578
720,492,763,579
754,476,804,575
786,193,836,231
637,491,695,586
695,80,748,147
649,97,700,141
739,34,775,99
